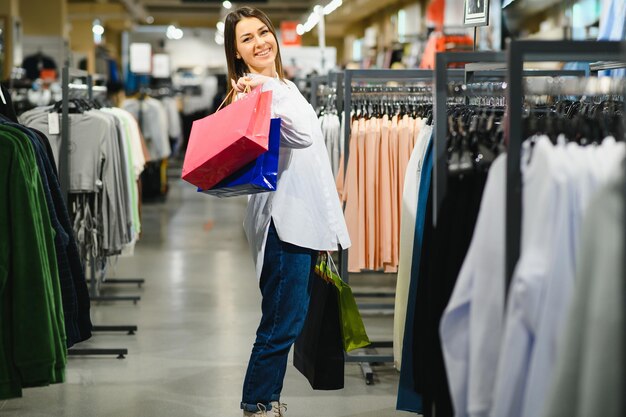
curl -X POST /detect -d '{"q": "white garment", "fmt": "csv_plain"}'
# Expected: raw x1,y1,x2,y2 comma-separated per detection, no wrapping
492,137,570,417
542,169,626,417
393,121,431,370
161,96,182,141
320,113,341,178
439,154,506,417
104,108,146,178
102,107,146,252
243,76,351,280
122,97,171,160
492,137,626,417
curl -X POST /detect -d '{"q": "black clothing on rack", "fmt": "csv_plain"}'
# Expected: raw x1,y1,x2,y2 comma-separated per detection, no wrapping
413,172,487,417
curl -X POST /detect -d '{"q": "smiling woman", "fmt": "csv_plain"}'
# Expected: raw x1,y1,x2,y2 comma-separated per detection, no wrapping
235,19,277,75
221,6,351,417
224,6,285,96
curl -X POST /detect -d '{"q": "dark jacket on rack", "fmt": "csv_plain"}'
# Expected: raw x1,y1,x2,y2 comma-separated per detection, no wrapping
0,125,67,400
0,119,92,348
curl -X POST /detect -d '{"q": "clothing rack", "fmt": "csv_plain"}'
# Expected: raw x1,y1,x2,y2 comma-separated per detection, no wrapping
342,69,449,294
433,52,505,226
68,69,143,303
59,66,138,359
309,71,344,112
339,68,464,384
433,51,591,225
504,40,626,297
464,62,588,82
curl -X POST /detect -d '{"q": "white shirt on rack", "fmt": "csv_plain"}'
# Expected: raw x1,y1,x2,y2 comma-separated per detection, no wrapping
491,137,571,417
242,76,351,280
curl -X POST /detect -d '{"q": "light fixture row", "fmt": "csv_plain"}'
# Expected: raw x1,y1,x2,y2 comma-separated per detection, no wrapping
167,24,184,40
297,0,342,35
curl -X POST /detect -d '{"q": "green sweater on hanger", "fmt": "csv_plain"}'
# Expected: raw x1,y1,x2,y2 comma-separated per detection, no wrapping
0,126,66,400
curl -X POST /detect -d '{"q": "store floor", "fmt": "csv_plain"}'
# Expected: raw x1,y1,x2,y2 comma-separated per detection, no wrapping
2,175,410,417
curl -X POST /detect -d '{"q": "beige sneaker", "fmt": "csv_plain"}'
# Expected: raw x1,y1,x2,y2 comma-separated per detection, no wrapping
243,403,277,417
271,401,287,416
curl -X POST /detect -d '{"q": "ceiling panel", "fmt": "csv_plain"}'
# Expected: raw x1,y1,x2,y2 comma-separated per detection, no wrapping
68,0,405,36
69,0,316,25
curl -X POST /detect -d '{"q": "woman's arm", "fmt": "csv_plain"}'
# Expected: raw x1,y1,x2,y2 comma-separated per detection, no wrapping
233,75,315,149
262,78,314,149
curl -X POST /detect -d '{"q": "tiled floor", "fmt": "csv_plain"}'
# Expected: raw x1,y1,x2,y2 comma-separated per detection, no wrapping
3,176,412,417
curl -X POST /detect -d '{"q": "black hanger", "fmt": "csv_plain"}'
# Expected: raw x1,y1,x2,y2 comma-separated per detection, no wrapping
51,99,84,114
0,85,19,123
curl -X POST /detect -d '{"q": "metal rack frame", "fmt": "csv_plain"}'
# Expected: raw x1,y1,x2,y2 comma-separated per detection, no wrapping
309,71,344,112
433,52,505,225
504,40,625,296
434,52,589,225
340,68,464,384
60,65,139,359
465,62,589,82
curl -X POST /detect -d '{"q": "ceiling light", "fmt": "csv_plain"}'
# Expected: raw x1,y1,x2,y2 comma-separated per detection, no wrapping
146,16,154,24
167,25,182,39
223,0,232,9
300,0,343,33
92,22,104,36
323,0,342,15
296,24,305,36
217,21,225,32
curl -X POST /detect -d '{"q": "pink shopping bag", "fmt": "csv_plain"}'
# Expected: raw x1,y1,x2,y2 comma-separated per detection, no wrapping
182,86,273,189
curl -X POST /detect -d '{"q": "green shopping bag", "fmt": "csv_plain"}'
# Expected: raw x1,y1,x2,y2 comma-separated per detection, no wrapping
316,253,371,352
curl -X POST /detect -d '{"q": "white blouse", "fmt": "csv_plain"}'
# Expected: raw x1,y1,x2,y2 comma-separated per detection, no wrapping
242,76,351,280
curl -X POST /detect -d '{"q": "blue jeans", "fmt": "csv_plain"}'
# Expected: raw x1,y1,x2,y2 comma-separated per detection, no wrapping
241,221,316,412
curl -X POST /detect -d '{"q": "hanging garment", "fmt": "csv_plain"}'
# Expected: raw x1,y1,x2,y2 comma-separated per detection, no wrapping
343,113,422,272
379,114,393,270
394,124,433,369
1,121,92,348
396,135,433,413
122,96,171,160
22,106,142,256
415,168,488,417
542,164,625,417
365,117,380,270
492,137,626,417
320,112,342,178
390,115,400,271
344,119,360,272
439,154,506,417
0,126,67,400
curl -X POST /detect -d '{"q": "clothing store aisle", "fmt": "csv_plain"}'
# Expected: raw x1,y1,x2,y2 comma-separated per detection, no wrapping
3,177,406,417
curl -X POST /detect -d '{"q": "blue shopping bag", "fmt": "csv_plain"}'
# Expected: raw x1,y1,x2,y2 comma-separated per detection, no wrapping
198,118,281,198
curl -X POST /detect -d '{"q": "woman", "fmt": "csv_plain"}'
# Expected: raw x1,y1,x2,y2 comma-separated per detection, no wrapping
223,6,351,417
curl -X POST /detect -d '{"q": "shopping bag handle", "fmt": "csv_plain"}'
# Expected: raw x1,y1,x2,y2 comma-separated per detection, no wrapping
217,83,252,112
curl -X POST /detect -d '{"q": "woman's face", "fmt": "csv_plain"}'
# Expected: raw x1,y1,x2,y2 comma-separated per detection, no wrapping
235,17,278,77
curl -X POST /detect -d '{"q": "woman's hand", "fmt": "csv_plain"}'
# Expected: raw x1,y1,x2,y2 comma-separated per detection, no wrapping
231,75,272,93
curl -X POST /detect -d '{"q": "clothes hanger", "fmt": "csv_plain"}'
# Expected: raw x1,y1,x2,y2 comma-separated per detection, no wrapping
0,85,19,123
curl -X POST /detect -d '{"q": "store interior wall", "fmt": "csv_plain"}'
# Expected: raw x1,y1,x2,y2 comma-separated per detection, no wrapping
0,0,611,86
0,0,20,79
164,29,226,72
19,0,67,72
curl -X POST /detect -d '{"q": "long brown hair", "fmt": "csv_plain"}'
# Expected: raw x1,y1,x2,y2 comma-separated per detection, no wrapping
224,7,285,98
